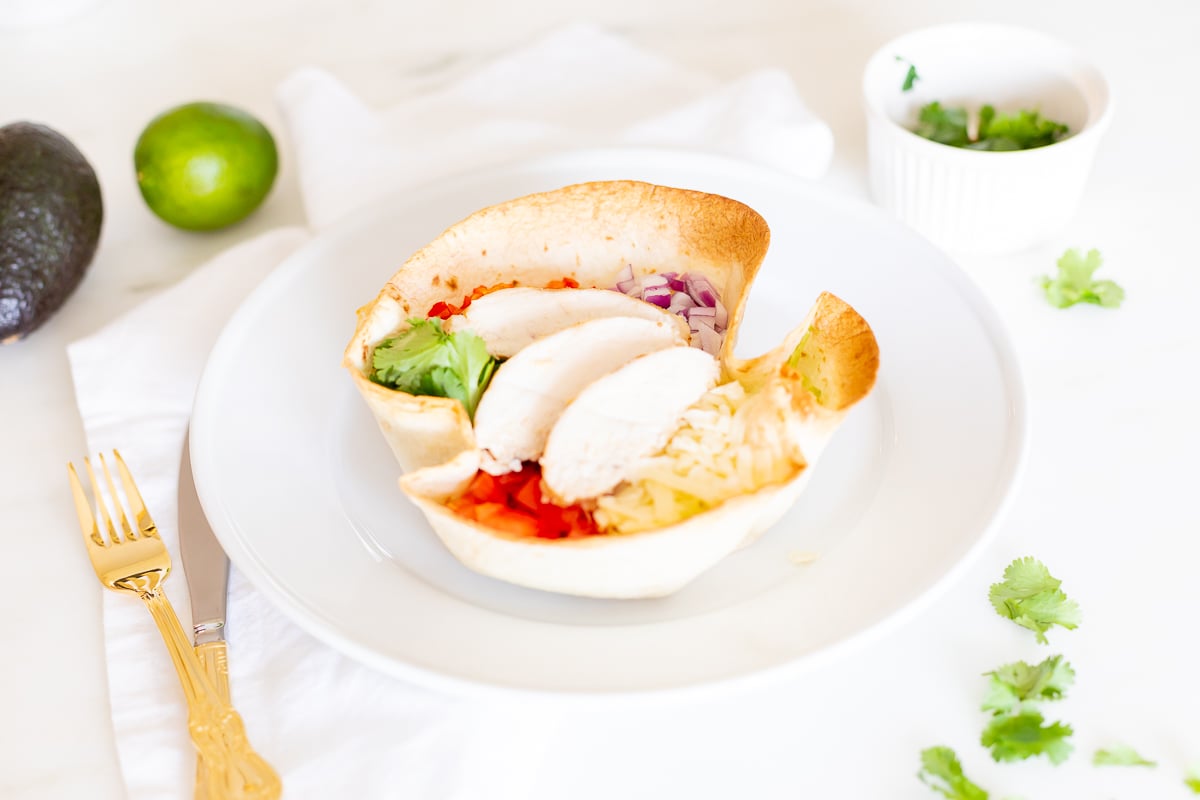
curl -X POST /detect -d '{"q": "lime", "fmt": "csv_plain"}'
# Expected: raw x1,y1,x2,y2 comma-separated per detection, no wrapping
134,102,278,231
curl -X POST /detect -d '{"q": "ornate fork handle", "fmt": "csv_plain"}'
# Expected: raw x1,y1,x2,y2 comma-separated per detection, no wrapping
142,588,282,800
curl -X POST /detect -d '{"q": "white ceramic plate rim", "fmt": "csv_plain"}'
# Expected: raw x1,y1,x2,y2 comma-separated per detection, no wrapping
190,147,1029,704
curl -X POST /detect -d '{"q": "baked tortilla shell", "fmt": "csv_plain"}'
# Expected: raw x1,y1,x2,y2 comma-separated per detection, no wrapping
399,291,880,598
345,180,771,473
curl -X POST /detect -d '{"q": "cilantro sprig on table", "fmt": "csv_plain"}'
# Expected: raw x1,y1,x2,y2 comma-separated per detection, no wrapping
1093,745,1157,767
981,655,1074,715
919,558,1080,797
920,557,1200,795
1186,766,1200,792
980,654,1075,765
1041,248,1125,309
918,747,990,800
989,557,1081,644
371,318,498,418
982,710,1074,765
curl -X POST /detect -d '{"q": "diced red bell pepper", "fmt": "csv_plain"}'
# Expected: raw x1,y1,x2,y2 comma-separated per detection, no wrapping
468,281,518,302
432,277,579,319
465,471,499,502
447,462,599,539
534,502,565,538
513,473,542,513
427,295,472,319
561,506,599,536
474,503,540,538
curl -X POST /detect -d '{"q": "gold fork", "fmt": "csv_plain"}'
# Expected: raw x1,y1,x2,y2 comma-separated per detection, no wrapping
68,450,281,800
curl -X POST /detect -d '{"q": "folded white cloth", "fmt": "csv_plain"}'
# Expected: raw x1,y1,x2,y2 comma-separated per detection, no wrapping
68,23,833,799
281,22,832,228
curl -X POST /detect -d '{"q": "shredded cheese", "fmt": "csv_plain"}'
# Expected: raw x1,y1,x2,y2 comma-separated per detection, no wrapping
595,380,807,533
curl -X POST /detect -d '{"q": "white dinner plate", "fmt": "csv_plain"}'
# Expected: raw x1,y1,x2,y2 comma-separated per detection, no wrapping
190,148,1027,699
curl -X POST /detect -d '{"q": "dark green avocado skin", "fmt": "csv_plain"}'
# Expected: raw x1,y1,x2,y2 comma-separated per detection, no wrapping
0,122,103,343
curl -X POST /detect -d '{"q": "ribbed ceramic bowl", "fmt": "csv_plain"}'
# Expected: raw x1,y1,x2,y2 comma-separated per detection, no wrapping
863,23,1112,255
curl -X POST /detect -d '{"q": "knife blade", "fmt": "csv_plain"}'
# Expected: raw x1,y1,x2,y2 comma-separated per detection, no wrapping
178,434,232,702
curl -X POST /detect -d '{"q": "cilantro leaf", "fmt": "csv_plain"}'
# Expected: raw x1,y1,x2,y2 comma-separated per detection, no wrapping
1186,766,1200,793
1093,745,1157,767
915,102,970,147
981,709,1074,764
447,328,498,418
1041,248,1125,309
979,653,1075,765
895,55,921,92
981,655,1074,715
989,557,1081,644
903,65,920,92
372,318,449,392
371,318,498,418
969,106,1069,151
418,365,466,406
918,747,989,800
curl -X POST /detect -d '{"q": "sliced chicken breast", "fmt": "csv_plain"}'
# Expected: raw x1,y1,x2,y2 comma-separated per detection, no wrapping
473,316,685,474
540,347,720,504
447,287,690,358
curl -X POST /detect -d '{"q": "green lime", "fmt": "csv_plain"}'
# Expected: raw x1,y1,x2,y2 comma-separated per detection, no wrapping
134,102,278,231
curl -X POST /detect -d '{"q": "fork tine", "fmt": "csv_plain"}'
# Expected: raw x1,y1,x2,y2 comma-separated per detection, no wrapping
99,453,136,541
114,450,157,539
83,457,119,544
67,462,105,548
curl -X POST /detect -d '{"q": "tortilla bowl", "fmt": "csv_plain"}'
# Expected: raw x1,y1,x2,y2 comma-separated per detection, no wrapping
399,292,879,599
344,180,771,472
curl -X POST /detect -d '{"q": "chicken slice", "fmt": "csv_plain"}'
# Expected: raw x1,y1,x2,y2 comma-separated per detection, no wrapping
447,287,689,358
540,347,719,504
473,316,685,474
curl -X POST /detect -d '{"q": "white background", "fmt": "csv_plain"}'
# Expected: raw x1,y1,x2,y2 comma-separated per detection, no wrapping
1,0,1198,798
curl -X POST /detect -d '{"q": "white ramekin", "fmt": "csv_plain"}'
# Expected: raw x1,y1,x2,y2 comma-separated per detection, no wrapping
863,23,1112,255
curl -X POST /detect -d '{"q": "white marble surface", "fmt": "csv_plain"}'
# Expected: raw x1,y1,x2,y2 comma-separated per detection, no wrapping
1,1,1198,798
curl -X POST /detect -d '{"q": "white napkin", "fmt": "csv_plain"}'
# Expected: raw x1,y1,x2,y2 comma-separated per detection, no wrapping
68,23,833,799
281,22,832,229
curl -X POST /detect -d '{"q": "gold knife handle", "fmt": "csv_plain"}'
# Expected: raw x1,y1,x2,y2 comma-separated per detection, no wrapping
194,641,232,799
140,589,281,800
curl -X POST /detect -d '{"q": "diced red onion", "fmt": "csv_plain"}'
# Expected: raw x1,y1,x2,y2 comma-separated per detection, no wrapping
608,267,727,353
696,324,722,355
685,275,719,307
668,293,697,314
689,314,715,338
613,264,636,293
643,286,672,307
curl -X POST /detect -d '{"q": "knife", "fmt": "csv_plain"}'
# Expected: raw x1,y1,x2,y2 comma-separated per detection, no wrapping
178,435,231,703
179,436,234,800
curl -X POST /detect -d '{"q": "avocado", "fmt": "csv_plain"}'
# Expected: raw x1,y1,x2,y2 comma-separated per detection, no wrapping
0,122,103,343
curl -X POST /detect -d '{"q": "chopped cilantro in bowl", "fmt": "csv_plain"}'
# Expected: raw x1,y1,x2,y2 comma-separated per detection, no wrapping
864,23,1111,253
914,101,1070,151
